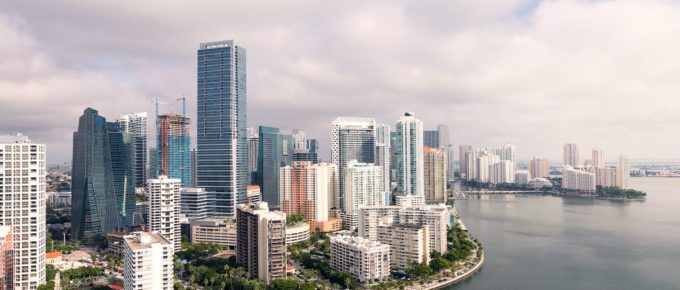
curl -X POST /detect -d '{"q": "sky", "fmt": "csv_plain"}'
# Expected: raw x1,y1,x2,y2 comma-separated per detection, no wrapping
1,0,680,164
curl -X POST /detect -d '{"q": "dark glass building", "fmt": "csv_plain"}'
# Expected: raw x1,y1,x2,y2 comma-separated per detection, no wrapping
257,126,285,209
196,40,248,217
106,122,137,227
158,114,192,187
423,130,440,148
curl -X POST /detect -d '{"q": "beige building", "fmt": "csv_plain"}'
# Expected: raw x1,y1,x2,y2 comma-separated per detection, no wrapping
190,218,236,250
236,202,287,284
377,223,430,271
592,148,605,168
595,167,617,187
123,231,174,290
529,156,549,179
330,235,390,284
423,147,446,203
563,166,596,193
563,143,580,167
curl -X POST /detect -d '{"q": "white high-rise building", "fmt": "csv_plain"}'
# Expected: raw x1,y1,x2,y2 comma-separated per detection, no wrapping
123,231,174,290
344,161,383,229
529,156,549,179
118,112,148,187
147,176,182,252
501,144,516,167
395,112,424,196
459,145,474,179
592,147,605,168
374,124,391,206
616,155,630,189
563,143,580,167
563,166,596,193
0,134,46,290
489,160,514,184
330,235,391,284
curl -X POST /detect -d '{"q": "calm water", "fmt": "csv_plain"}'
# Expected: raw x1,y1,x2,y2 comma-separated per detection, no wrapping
449,177,680,290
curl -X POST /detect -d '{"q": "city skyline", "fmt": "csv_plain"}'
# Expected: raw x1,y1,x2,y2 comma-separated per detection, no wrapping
3,1,680,163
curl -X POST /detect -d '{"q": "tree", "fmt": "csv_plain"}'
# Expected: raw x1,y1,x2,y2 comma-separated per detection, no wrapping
429,258,452,272
406,262,432,278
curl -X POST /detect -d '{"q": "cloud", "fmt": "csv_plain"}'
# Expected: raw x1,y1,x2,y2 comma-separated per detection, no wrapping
1,0,680,164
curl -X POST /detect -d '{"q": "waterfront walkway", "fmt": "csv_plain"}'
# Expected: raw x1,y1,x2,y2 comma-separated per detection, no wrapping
405,250,484,290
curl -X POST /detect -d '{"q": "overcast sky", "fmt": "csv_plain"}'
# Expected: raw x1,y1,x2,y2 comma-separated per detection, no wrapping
1,0,680,164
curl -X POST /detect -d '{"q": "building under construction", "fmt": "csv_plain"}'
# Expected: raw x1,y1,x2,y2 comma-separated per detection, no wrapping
158,114,192,187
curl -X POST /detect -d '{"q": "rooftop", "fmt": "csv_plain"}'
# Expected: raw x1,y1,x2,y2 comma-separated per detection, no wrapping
0,133,32,144
123,231,170,250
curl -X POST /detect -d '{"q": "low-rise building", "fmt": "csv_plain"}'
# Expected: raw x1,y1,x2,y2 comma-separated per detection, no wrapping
47,192,72,208
563,166,596,193
285,222,310,245
190,218,236,250
330,235,390,284
181,188,210,220
394,194,425,206
515,170,531,185
123,231,173,290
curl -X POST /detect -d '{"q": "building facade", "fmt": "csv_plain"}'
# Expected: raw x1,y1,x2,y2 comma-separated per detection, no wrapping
107,122,137,228
117,112,148,187
529,156,549,179
616,155,630,189
180,188,210,220
459,145,473,180
123,232,173,290
147,176,182,252
330,235,390,284
190,218,236,250
344,161,384,230
374,124,391,206
377,223,429,271
395,112,424,196
563,166,596,193
563,143,580,167
236,202,287,284
158,114,191,187
279,162,338,227
592,148,605,168
423,147,446,203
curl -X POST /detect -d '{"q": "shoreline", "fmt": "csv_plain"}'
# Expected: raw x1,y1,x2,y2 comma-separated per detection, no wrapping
414,247,485,290
453,188,646,202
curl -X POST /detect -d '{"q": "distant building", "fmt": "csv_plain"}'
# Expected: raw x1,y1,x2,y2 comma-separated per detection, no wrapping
377,223,429,271
117,112,148,187
459,145,474,180
290,130,319,163
107,121,137,228
563,166,595,193
423,147,446,203
489,160,514,185
445,145,456,182
529,157,549,179
158,114,192,187
374,124,391,206
148,147,158,179
423,130,440,148
190,218,236,250
616,155,631,189
147,176,182,252
236,202,287,284
515,170,531,185
592,148,605,168
563,143,580,167
528,178,553,189
595,167,617,187
394,194,425,207
181,188,210,220
257,126,285,209
246,185,262,204
248,134,259,185
395,112,424,196
330,235,390,284
47,192,72,208
123,231,173,290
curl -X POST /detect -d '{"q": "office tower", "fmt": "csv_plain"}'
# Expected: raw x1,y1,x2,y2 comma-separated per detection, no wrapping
423,147,446,203
563,166,596,193
190,218,237,250
489,160,515,184
374,124,391,205
331,117,376,212
389,132,398,183
197,40,248,217
280,162,340,231
0,134,46,289
148,147,158,179
344,161,384,229
117,112,148,187
72,108,118,243
563,143,580,167
190,148,197,187
445,145,456,182
248,135,259,184
423,130,439,148
147,176,181,252
616,155,630,189
236,202,287,284
181,188,209,220
395,112,424,196
290,130,319,163
107,122,137,227
257,126,284,209
592,147,605,168
330,235,391,284
358,204,450,254
0,226,12,290
529,156,549,179
123,232,173,290
459,145,473,179
437,124,450,147
377,223,430,271
157,114,191,187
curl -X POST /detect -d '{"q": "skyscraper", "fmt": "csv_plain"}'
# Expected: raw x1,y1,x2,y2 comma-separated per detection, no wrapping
395,112,424,196
290,130,319,163
107,122,137,227
331,117,376,212
423,130,440,148
592,147,605,168
147,176,181,252
236,202,287,284
563,143,580,167
437,124,450,147
529,156,550,179
0,134,46,289
423,147,446,203
72,108,119,243
445,145,456,182
279,161,338,227
148,147,158,179
344,161,384,230
616,155,630,189
197,40,248,217
459,145,473,179
158,114,191,187
248,133,259,185
117,112,148,187
374,124,391,205
257,126,284,209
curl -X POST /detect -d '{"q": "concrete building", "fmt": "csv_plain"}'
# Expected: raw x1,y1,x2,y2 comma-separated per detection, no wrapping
190,218,236,250
459,145,473,180
515,170,531,185
236,202,287,284
395,112,424,197
563,143,580,167
180,188,209,220
423,147,446,204
330,235,390,284
147,176,181,252
595,167,617,187
279,162,339,232
358,204,450,254
394,194,425,206
107,231,126,256
617,155,631,189
374,124,391,206
285,222,310,245
157,114,191,187
529,156,549,179
0,226,12,290
445,145,456,182
0,133,46,289
489,160,514,185
343,161,384,230
377,223,429,271
592,147,605,168
246,185,262,204
563,166,596,193
123,231,173,290
47,192,72,208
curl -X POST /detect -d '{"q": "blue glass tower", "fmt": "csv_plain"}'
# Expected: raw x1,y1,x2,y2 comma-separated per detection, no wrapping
197,40,247,216
257,126,284,209
158,114,192,187
107,122,137,227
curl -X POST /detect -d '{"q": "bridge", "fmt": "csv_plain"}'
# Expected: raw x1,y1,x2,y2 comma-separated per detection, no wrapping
450,190,543,199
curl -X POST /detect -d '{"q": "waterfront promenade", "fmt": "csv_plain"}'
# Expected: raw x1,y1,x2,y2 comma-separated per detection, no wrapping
405,248,484,290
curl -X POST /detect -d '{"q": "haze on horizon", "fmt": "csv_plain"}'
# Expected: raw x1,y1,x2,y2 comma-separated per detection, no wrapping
1,0,679,164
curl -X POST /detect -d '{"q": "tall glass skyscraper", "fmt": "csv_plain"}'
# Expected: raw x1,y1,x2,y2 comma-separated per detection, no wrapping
106,122,137,227
117,112,147,187
196,40,247,217
395,112,424,196
158,114,192,187
423,130,440,148
71,108,119,243
257,126,284,209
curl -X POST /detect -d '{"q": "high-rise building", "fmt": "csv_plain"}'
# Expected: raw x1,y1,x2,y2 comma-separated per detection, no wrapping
248,135,259,185
72,108,119,243
257,126,285,209
563,143,580,167
0,226,12,290
437,124,450,147
423,130,439,148
280,162,339,232
290,130,319,163
0,134,46,289
592,147,605,168
529,157,549,179
147,176,182,252
344,161,384,229
595,167,617,187
501,144,516,167
330,235,391,284
459,145,473,179
377,223,430,271
563,166,595,193
117,112,148,187
374,124,391,205
616,155,630,189
180,188,210,220
190,148,197,187
489,160,515,184
395,112,424,196
196,40,248,217
445,145,456,182
148,147,158,179
236,202,287,284
158,114,191,187
123,231,173,290
389,132,398,183
107,122,137,227
423,147,446,203
331,117,376,212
